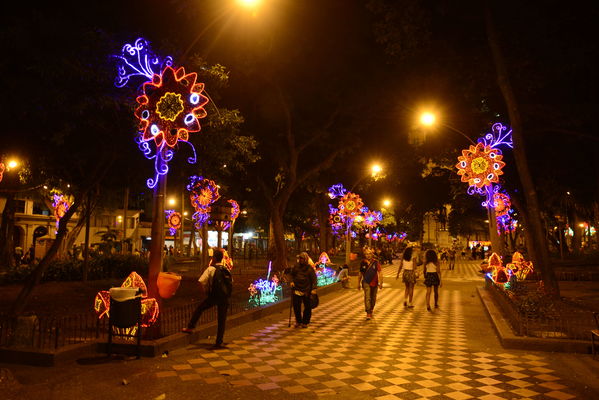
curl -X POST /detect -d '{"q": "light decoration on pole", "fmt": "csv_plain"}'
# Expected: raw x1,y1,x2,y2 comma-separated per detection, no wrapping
52,194,70,232
363,210,382,228
455,123,518,235
327,183,347,199
186,175,220,228
165,209,182,236
114,38,209,189
338,192,364,220
0,162,4,183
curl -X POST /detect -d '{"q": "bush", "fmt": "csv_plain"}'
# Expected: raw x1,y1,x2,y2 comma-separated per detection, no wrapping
0,255,149,284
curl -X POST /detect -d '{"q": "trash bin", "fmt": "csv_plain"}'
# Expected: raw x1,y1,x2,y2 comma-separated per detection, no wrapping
107,287,142,357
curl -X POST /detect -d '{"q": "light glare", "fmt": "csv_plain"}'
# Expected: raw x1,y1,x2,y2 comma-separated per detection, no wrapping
420,112,436,126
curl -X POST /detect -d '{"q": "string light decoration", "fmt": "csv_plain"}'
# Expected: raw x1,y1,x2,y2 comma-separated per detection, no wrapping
52,194,70,232
114,38,209,189
165,209,182,236
94,272,159,327
316,267,338,286
338,192,364,219
493,193,511,217
0,162,4,183
186,175,220,228
229,199,240,222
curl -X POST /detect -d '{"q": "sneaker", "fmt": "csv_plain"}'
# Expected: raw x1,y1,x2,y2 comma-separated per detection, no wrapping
407,304,414,308
181,328,193,334
301,324,308,328
366,313,372,320
294,323,302,328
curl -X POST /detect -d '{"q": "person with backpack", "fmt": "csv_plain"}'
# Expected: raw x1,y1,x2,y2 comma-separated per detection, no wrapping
290,252,317,328
182,248,232,348
357,248,382,320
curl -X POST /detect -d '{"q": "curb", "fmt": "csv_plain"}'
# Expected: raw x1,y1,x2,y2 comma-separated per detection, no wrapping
477,287,592,354
1,282,343,366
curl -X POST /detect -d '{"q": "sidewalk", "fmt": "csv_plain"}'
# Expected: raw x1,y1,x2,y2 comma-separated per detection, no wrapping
3,260,598,399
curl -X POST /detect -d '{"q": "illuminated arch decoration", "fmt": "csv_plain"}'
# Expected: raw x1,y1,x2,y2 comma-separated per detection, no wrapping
165,209,182,236
93,272,159,329
0,162,4,183
338,192,364,220
186,175,220,228
114,38,209,189
52,194,70,232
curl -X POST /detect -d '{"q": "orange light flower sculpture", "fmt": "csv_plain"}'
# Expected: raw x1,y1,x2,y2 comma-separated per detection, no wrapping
338,192,364,220
94,272,159,327
456,143,505,188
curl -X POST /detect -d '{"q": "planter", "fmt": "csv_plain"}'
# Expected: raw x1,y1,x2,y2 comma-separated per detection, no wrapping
157,272,182,299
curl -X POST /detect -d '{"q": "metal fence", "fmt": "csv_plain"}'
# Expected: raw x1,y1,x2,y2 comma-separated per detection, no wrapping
484,277,595,340
0,286,294,350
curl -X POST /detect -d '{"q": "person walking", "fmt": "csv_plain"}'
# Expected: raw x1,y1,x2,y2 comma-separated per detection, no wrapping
423,249,442,311
182,248,233,348
290,252,317,328
396,246,417,308
358,248,382,320
448,248,456,270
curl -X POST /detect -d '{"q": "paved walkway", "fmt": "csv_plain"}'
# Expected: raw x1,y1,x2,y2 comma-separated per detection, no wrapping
3,260,598,399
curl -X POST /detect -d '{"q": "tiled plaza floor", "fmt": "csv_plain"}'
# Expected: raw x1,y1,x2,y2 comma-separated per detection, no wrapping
156,260,584,399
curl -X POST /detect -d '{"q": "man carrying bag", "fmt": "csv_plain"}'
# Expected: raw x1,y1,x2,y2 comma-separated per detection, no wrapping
182,248,232,349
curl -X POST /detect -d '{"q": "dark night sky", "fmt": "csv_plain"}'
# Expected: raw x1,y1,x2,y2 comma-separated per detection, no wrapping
2,0,598,210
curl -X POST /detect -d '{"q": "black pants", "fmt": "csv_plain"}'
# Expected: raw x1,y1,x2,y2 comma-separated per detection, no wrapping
187,297,228,345
292,293,312,325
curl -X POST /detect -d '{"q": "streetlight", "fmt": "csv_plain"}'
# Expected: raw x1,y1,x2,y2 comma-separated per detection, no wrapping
383,199,391,208
351,162,384,191
7,160,19,170
237,0,261,8
418,111,476,145
168,197,176,206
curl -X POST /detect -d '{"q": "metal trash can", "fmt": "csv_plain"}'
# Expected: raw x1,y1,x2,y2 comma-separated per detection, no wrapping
107,287,142,358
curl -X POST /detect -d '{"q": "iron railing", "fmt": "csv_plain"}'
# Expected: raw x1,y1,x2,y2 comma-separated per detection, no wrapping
0,284,295,350
485,277,594,340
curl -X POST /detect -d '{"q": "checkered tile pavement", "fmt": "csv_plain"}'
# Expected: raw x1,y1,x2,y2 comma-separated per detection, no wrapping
383,259,483,282
157,284,579,399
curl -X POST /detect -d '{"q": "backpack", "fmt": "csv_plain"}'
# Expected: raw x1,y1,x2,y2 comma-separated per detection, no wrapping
362,261,378,284
210,265,233,302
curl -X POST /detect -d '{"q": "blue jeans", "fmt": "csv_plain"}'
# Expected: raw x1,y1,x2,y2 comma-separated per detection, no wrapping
362,281,378,313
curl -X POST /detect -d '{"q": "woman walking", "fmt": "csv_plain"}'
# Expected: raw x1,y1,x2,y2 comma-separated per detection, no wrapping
423,249,442,311
290,252,317,328
396,246,417,308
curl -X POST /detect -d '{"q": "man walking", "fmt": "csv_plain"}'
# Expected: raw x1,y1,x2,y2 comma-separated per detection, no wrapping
182,248,232,348
290,252,317,328
358,248,382,320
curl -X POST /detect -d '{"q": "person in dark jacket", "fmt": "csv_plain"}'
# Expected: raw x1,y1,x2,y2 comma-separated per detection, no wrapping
290,252,317,328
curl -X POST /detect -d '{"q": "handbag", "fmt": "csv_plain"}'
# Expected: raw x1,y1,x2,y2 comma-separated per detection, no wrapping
310,293,319,309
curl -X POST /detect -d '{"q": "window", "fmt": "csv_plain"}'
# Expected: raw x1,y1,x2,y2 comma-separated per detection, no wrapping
33,201,50,216
14,200,25,213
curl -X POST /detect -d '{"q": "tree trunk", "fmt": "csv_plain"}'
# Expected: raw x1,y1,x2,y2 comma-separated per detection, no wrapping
11,201,80,315
485,3,558,295
270,205,288,269
147,174,166,301
0,192,16,270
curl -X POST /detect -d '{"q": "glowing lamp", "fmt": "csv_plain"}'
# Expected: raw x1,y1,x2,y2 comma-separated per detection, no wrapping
420,112,436,126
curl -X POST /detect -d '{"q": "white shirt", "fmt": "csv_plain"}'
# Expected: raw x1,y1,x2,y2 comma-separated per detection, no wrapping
425,262,438,274
402,260,414,271
198,264,221,292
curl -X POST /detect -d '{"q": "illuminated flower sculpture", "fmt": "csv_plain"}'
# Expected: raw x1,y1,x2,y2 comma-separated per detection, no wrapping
114,38,209,189
52,194,70,231
187,175,220,228
455,123,517,235
363,210,382,228
165,209,182,236
338,192,364,220
94,272,159,328
456,142,505,189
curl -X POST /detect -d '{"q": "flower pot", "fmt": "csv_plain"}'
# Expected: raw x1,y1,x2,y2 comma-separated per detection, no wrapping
157,272,182,299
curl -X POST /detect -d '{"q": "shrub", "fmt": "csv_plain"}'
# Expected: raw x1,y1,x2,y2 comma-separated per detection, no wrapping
0,255,149,284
